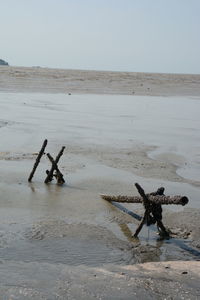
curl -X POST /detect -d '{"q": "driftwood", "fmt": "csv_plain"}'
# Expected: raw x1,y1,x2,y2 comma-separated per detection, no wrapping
44,146,65,183
101,183,189,238
28,139,48,182
133,183,169,237
133,183,152,237
100,194,188,206
46,153,65,184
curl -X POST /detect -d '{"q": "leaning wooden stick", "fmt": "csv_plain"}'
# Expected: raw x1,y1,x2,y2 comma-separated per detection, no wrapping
46,153,65,184
133,183,152,237
28,139,48,182
133,183,169,237
100,194,188,206
44,146,65,183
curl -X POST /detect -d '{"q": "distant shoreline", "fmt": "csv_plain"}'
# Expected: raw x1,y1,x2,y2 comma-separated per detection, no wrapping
1,65,200,96
3,64,200,76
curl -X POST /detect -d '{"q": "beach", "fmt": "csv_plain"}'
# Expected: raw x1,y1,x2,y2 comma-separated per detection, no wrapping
1,66,200,96
0,66,200,299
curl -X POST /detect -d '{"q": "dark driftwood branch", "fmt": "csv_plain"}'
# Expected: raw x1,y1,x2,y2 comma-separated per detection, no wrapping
102,183,172,238
134,183,169,237
47,153,65,184
102,183,188,238
133,216,147,238
100,194,188,206
44,146,65,183
150,187,165,196
133,183,151,237
28,139,48,182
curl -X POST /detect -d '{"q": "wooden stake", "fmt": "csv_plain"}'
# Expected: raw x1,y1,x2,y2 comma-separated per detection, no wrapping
44,146,65,183
28,139,48,182
46,153,65,184
133,183,169,238
133,183,152,237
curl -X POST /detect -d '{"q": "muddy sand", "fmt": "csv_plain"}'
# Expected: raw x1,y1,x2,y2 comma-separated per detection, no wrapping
0,67,200,299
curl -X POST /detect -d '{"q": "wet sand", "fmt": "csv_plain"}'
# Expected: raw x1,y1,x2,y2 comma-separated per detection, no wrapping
0,261,199,299
0,67,200,299
1,65,200,96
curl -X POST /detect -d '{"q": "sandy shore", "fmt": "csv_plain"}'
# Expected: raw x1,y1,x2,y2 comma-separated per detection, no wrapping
0,67,200,299
1,65,200,96
0,261,199,299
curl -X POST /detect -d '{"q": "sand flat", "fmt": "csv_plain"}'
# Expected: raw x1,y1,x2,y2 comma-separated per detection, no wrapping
1,66,200,96
0,67,200,299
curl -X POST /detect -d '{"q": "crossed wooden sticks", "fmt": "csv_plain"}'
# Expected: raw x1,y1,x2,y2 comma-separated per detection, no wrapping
28,139,65,184
101,183,189,238
29,141,189,239
133,183,169,238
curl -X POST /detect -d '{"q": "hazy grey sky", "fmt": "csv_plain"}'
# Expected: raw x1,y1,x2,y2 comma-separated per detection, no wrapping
1,0,200,74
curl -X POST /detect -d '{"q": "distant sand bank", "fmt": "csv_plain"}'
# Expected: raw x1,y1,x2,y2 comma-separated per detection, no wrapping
1,66,200,96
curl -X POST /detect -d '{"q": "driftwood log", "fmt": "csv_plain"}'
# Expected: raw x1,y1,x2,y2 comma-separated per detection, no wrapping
100,194,188,206
101,183,189,238
44,146,65,183
28,139,48,182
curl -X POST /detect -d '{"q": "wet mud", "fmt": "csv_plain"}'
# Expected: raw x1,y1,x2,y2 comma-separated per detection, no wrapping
0,91,200,298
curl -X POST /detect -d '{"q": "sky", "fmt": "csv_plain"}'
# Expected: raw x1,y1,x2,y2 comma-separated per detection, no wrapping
1,0,200,74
